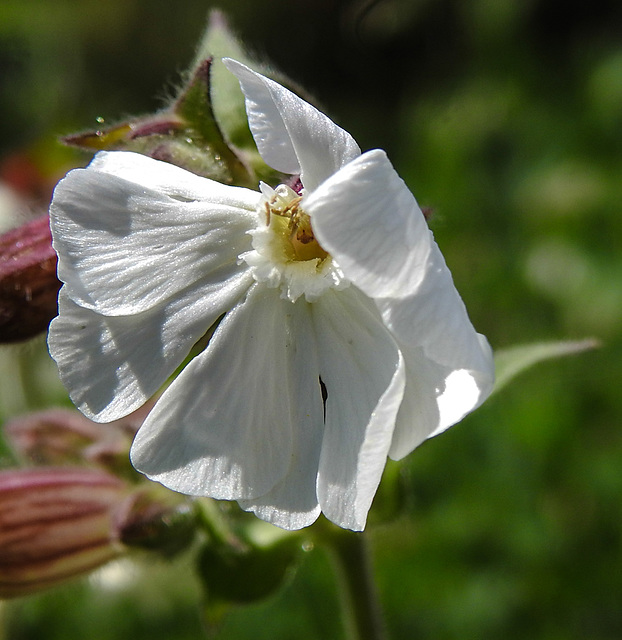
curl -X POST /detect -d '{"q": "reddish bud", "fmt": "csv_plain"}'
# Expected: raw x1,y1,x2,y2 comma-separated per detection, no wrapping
0,215,60,342
0,153,54,204
0,464,197,597
0,467,127,598
5,403,152,472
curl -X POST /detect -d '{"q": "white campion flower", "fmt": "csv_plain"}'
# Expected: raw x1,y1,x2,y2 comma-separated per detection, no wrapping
48,59,494,531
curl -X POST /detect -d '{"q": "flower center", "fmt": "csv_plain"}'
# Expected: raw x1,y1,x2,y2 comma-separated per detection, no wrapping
262,184,328,263
240,183,349,302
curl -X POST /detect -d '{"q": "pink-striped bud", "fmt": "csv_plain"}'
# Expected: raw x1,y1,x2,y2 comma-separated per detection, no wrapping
4,404,150,470
0,467,127,598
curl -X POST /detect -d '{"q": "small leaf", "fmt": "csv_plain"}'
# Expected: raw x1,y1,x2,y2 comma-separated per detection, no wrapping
61,12,288,188
493,338,600,394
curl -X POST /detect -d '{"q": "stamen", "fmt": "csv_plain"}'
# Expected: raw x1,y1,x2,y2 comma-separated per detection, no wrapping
242,183,350,302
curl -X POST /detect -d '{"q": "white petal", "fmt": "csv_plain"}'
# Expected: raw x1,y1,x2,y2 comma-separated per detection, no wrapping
224,59,361,192
304,148,494,458
130,285,325,505
381,242,495,459
238,300,324,530
306,149,433,299
387,347,448,459
389,338,494,460
312,288,405,531
50,151,258,316
378,240,494,378
48,268,252,422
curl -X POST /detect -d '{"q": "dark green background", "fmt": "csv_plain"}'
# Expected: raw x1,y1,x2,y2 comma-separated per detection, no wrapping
1,0,620,638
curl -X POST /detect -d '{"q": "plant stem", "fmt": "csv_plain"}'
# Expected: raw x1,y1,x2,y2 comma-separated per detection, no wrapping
325,527,387,640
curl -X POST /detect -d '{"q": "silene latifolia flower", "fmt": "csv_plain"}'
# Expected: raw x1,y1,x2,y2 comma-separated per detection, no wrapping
48,59,495,531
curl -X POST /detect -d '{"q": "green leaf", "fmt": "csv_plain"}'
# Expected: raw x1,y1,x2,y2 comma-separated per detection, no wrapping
492,338,600,394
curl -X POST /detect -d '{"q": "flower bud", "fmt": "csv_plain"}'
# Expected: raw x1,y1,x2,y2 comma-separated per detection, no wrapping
197,532,301,616
5,404,151,471
0,467,127,598
0,215,60,343
62,58,253,187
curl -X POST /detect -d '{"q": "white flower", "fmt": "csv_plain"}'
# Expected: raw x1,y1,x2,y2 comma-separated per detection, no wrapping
48,59,494,531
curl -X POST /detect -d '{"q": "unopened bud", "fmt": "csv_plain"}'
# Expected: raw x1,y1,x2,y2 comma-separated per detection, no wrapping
0,467,127,598
0,215,60,343
5,404,151,472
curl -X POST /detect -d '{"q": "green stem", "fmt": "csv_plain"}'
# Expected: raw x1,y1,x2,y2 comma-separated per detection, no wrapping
325,527,387,640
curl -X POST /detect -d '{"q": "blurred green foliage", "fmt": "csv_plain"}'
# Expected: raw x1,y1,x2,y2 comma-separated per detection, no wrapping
1,0,621,638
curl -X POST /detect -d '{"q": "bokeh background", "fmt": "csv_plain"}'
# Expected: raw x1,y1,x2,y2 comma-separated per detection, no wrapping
1,0,621,638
